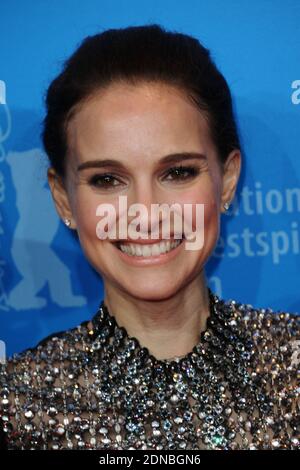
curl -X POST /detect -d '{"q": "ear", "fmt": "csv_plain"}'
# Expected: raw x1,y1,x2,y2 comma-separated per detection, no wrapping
47,167,77,230
220,149,241,213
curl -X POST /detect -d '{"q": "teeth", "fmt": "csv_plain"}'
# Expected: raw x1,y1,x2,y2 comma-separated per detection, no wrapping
119,239,182,257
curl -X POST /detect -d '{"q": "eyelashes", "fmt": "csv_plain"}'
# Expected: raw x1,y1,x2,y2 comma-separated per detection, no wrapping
164,165,200,181
88,165,201,190
88,173,120,189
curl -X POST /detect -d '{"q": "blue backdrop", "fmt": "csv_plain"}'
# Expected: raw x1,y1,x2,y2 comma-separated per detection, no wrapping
0,0,299,358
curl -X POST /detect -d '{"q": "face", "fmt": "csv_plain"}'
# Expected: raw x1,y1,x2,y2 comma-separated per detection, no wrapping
49,81,240,301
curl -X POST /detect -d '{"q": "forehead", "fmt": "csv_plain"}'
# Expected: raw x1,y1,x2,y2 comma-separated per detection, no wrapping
66,81,215,166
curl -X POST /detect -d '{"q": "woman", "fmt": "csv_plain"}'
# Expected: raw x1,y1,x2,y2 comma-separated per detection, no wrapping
0,24,299,450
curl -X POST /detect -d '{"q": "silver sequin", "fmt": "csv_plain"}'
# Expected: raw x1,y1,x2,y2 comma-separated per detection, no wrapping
0,288,299,450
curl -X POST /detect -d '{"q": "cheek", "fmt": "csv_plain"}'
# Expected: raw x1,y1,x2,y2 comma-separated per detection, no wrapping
74,192,122,243
72,191,104,238
173,187,219,235
203,197,218,227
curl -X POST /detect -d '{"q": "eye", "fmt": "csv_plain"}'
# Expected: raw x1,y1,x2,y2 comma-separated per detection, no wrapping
88,173,124,189
163,165,200,182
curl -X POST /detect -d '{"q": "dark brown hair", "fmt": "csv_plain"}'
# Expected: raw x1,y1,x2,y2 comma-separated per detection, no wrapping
41,23,241,180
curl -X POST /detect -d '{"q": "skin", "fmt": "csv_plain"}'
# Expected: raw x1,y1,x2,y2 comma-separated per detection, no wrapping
47,81,241,360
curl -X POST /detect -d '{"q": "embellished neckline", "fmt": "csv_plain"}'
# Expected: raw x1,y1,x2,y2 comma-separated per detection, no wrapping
90,287,224,369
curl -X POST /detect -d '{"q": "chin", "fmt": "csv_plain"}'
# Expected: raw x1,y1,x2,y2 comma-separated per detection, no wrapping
118,279,183,302
126,290,180,302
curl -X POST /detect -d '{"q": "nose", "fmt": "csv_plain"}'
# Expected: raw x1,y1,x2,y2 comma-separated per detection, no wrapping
128,180,159,234
127,182,162,236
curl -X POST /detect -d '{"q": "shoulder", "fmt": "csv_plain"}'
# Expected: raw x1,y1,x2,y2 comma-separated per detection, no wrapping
225,295,299,402
213,292,299,379
218,295,299,444
0,319,88,378
0,316,94,449
230,297,300,358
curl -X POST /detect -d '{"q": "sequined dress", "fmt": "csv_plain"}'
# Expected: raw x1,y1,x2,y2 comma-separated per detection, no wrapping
0,289,299,450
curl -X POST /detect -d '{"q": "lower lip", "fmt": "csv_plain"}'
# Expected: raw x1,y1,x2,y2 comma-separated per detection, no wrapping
112,239,185,266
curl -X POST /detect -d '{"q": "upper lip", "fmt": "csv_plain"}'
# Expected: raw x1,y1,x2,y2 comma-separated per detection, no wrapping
114,235,184,245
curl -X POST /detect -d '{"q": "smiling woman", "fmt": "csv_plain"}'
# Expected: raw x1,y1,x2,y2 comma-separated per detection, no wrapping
0,24,299,451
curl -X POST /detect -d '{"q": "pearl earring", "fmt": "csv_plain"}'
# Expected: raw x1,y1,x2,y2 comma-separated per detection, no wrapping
223,202,230,211
64,218,71,227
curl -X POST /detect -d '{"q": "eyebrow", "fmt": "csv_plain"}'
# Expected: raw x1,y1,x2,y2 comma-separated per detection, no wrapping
77,152,207,171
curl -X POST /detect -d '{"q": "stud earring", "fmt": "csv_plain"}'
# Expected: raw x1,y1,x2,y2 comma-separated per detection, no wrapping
64,218,71,227
223,202,230,211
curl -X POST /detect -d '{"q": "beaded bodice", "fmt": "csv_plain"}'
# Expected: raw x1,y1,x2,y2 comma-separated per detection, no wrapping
0,289,299,450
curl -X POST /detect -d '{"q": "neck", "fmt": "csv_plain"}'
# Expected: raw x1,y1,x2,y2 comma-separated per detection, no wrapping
102,271,211,361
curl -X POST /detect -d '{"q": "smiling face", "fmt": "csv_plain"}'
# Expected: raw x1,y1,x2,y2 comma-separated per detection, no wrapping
48,81,241,301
